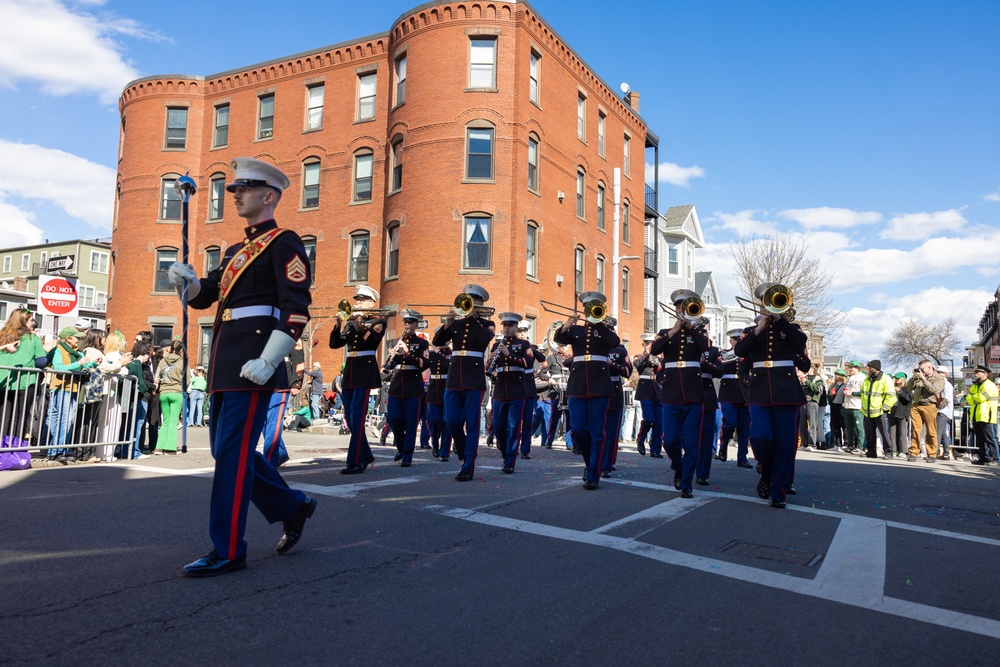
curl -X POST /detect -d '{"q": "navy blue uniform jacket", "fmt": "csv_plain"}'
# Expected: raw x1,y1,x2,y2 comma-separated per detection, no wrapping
732,318,808,406
717,351,750,405
387,334,429,398
608,344,633,410
330,315,387,389
700,346,724,410
650,325,709,404
490,336,531,401
552,322,620,398
425,350,451,405
189,220,311,393
633,353,660,401
432,316,495,391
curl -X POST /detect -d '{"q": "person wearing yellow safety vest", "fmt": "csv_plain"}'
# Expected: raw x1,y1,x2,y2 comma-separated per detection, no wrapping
860,360,896,459
966,365,998,466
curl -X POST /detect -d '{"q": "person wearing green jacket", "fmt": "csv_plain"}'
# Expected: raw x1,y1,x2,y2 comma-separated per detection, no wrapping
285,404,312,432
46,326,97,462
0,308,47,445
155,340,186,454
860,359,896,459
967,365,998,465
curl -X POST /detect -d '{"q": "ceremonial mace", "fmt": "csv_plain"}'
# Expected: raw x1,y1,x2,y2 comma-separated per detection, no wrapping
174,173,197,454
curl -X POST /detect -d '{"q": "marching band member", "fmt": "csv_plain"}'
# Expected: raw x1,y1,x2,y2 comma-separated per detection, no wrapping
425,342,452,460
543,345,572,451
601,318,633,477
651,289,710,498
633,333,662,457
489,313,532,473
695,323,723,485
553,291,620,490
732,283,808,509
718,328,754,468
329,285,385,474
517,320,547,460
385,310,430,467
432,284,495,481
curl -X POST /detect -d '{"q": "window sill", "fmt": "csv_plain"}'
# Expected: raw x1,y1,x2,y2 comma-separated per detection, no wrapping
597,226,607,234
156,219,182,225
354,117,376,125
528,187,541,197
150,291,176,297
392,101,406,111
461,178,496,185
526,275,539,284
530,100,542,111
464,87,498,93
576,216,586,222
459,269,493,275
254,136,274,143
162,147,187,152
349,199,373,207
302,127,323,134
206,218,224,224
298,206,320,213
387,189,401,198
209,145,228,151
384,275,399,283
598,153,607,161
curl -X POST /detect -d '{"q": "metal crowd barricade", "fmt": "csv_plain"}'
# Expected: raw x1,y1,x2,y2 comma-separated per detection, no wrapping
0,365,141,462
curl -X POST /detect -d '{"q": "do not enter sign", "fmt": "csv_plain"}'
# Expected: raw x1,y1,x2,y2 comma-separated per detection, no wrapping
37,275,80,317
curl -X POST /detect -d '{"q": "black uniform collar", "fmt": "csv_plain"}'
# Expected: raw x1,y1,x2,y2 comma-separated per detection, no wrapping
244,219,278,239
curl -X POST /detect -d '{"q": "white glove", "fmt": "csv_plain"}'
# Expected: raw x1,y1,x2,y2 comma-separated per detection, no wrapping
240,330,296,385
168,262,201,300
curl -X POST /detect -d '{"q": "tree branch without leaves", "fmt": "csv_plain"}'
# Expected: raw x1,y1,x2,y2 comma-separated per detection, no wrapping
880,318,961,368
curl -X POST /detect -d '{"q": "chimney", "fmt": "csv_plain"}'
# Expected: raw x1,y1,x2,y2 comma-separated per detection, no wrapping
13,276,27,292
625,90,639,112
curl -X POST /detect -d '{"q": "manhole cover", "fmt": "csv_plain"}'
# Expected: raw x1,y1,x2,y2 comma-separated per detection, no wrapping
913,506,1000,526
721,540,823,567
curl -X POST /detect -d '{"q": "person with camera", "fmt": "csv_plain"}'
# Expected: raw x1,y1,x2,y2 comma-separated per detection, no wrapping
906,359,946,462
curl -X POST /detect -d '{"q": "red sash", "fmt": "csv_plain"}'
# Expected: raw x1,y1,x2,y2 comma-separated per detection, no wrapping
217,227,287,315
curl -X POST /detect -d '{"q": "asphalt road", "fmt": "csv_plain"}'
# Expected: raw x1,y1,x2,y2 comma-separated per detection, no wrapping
3,428,1000,666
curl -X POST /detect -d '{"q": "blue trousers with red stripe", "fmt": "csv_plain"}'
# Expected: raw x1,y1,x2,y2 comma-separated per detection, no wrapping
519,395,537,456
419,398,431,449
637,399,662,455
261,390,290,467
342,386,373,466
696,407,718,480
720,402,751,465
493,398,525,468
427,402,452,458
445,389,482,476
208,390,307,561
387,395,420,463
568,396,610,484
602,409,622,472
749,404,799,503
662,403,705,491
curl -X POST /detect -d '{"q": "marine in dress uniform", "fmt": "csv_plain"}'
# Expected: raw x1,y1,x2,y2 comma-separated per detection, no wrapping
425,343,453,460
517,321,548,459
431,284,496,481
543,346,571,450
732,283,808,509
633,333,662,457
489,313,532,472
168,157,317,577
261,338,304,468
695,330,724,484
650,289,710,497
385,310,430,466
329,285,386,474
601,318,633,476
552,292,620,490
717,328,754,468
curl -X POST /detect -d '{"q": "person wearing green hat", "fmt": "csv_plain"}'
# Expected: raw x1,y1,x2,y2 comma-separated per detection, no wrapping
827,368,848,451
888,372,912,457
0,308,47,453
841,361,865,452
45,326,97,463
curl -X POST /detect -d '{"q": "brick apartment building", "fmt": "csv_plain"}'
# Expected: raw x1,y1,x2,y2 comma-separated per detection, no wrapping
110,0,660,371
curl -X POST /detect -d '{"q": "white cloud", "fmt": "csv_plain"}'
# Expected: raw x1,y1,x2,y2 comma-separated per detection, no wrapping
712,209,779,235
0,197,45,248
0,140,115,229
645,161,706,188
984,189,1000,202
779,206,882,230
879,209,967,241
0,0,168,104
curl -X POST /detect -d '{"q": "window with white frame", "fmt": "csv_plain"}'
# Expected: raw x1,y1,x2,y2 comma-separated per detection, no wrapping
349,232,369,282
160,177,181,220
89,250,109,274
526,222,538,278
577,94,586,141
575,246,585,293
213,104,229,148
20,254,29,271
154,248,177,292
529,50,540,104
622,268,630,311
687,248,693,279
622,199,631,244
258,94,274,139
164,107,187,149
596,255,606,294
463,215,492,270
302,236,317,281
598,112,606,157
357,73,377,121
386,223,400,278
354,152,373,202
576,169,586,218
469,37,497,89
306,84,324,131
527,134,539,191
466,126,494,180
668,245,679,275
597,182,606,231
3,256,11,273
394,54,407,106
205,246,221,273
623,133,631,176
209,174,225,220
390,137,403,192
302,160,320,208
96,292,106,311
79,285,95,309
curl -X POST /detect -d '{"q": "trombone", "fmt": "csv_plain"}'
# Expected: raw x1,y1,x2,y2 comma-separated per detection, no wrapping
408,293,495,318
735,283,795,321
336,298,392,319
539,298,607,323
678,296,705,321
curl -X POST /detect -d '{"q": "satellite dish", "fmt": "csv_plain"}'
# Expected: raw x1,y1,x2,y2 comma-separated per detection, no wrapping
620,82,631,95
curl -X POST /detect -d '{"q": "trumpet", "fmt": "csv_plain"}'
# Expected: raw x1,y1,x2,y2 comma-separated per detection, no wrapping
735,283,795,321
337,298,392,319
408,293,495,318
678,296,705,321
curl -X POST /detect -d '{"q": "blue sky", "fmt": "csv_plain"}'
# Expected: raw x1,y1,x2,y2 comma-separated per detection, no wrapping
0,0,997,364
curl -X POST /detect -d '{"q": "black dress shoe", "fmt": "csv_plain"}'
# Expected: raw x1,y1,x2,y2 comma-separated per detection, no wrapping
432,449,439,458
583,480,599,490
440,457,449,462
756,477,771,499
393,452,403,461
696,477,709,486
651,453,664,459
455,471,473,481
502,466,514,474
521,453,531,459
785,485,797,495
680,489,694,498
572,447,581,454
601,470,611,478
737,462,754,469
362,455,375,470
277,498,318,555
637,442,646,456
277,455,290,468
400,461,411,467
673,472,681,490
183,550,247,578
770,499,786,509
340,464,365,475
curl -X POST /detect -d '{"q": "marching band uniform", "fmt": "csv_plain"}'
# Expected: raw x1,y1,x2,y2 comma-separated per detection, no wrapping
732,284,808,509
651,290,710,497
602,320,632,476
329,285,386,474
552,292,620,490
386,310,430,466
543,349,571,450
633,333,662,457
432,284,495,481
490,313,532,472
695,340,724,484
261,340,304,468
718,328,753,468
169,157,316,577
425,346,453,460
518,328,548,459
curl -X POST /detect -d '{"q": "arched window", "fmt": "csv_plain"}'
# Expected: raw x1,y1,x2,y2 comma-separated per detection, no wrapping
159,175,181,221
597,181,606,230
575,245,585,294
466,121,495,180
527,133,539,192
302,158,320,208
353,150,373,202
596,254,606,294
204,246,221,273
622,267,631,312
390,136,403,192
576,169,586,219
349,231,369,282
302,236,317,282
463,214,492,270
208,173,226,220
154,247,178,292
386,222,400,278
622,199,631,244
526,221,538,278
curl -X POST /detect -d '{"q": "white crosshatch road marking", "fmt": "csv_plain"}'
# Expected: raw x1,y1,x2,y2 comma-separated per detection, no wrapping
427,479,1000,641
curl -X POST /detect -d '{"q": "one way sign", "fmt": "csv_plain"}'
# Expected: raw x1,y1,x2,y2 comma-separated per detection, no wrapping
45,255,76,273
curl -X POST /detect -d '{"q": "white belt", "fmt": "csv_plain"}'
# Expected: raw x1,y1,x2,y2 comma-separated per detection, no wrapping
498,367,525,372
701,373,713,379
662,361,700,369
640,373,653,379
612,377,622,383
454,350,483,357
430,374,447,380
753,360,794,368
573,355,608,362
220,305,280,321
399,365,421,371
721,374,738,379
346,350,376,358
